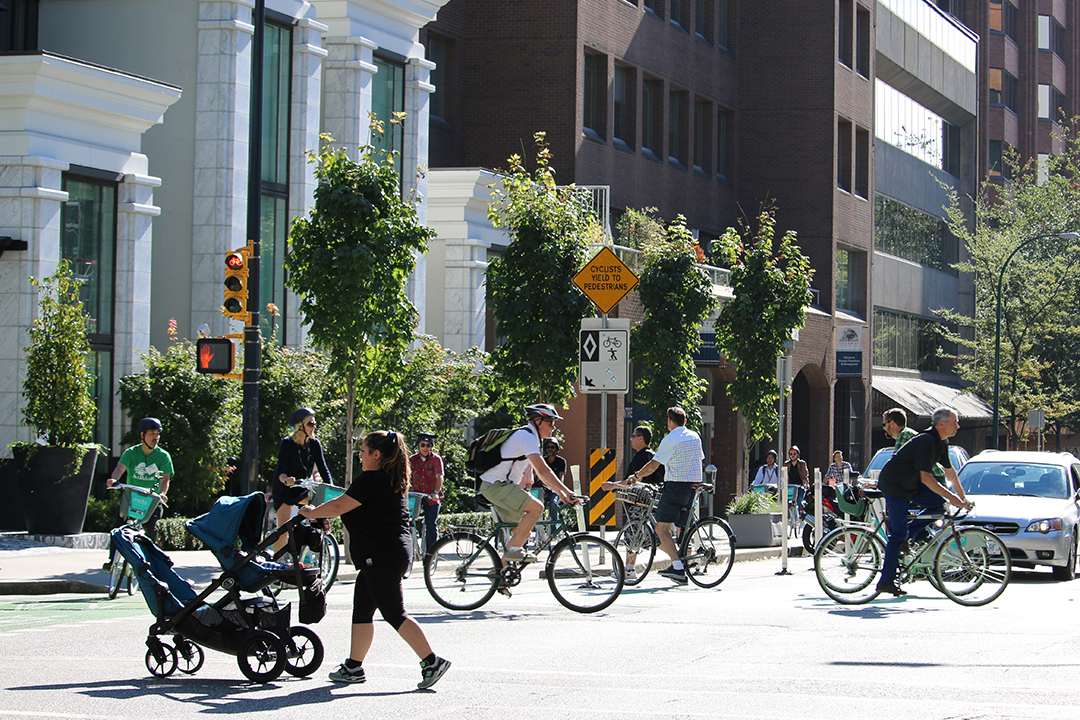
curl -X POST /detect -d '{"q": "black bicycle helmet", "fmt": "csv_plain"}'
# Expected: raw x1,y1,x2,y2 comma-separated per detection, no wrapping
137,418,162,434
525,403,563,421
417,432,436,443
288,407,315,426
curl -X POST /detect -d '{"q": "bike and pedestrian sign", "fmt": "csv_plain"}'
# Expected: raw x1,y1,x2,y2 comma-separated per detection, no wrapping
573,246,639,315
579,319,630,394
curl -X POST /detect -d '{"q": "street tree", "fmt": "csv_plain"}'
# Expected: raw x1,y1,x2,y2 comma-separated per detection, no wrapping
715,207,813,491
286,131,434,480
939,119,1080,448
486,133,597,408
631,215,719,435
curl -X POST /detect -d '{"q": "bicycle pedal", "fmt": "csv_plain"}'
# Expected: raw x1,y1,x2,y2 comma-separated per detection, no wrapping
496,586,512,598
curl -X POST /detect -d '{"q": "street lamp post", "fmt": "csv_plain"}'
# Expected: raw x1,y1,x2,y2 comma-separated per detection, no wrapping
991,232,1080,449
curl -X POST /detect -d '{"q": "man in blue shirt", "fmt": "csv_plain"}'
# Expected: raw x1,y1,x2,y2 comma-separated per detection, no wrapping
876,407,971,597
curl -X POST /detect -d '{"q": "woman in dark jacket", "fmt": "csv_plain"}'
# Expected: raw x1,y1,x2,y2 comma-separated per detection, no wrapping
272,407,333,553
299,430,450,689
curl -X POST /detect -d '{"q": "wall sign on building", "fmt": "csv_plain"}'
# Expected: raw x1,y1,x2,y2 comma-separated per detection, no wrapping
836,326,863,376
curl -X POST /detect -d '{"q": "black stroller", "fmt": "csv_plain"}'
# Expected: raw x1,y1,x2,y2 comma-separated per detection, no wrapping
110,492,329,682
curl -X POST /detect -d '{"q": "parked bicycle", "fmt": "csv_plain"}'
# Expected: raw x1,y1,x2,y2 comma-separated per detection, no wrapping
423,495,624,613
610,482,736,588
106,483,166,599
814,482,1012,606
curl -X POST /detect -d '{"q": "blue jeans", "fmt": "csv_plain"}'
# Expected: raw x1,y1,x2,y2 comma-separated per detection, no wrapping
880,483,945,587
421,500,440,554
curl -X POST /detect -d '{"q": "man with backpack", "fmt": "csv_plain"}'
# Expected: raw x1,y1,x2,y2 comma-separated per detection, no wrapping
477,404,577,563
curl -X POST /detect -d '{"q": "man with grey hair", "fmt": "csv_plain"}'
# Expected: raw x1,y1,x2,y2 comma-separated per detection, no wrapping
875,407,972,597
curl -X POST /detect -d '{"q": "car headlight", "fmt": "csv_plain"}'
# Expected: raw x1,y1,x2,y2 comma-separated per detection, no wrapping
1025,518,1063,534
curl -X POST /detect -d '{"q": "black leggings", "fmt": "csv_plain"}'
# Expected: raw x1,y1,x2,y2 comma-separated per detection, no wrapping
351,555,410,630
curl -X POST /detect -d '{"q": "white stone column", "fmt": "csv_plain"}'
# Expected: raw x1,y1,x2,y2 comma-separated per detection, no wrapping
192,0,255,338
404,56,436,333
285,16,328,347
0,156,68,452
114,170,162,453
321,36,377,157
443,238,490,354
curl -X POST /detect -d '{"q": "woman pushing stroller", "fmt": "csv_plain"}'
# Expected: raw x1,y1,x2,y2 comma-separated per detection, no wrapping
273,407,333,553
299,429,450,689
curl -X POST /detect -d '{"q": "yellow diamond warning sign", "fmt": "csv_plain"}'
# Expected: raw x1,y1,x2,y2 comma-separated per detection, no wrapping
573,246,639,315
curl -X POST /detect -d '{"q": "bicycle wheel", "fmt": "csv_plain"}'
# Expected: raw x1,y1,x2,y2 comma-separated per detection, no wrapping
319,534,340,592
424,532,501,611
814,527,884,604
403,527,418,579
546,534,624,613
108,551,129,600
934,527,1011,606
681,518,735,588
614,522,657,586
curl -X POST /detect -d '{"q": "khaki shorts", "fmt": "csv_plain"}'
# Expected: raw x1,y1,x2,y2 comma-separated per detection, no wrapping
480,480,535,522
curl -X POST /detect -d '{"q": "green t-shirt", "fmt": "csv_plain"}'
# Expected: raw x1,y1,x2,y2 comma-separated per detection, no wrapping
119,445,174,492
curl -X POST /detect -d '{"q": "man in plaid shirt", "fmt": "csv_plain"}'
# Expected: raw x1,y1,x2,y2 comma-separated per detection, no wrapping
409,433,443,556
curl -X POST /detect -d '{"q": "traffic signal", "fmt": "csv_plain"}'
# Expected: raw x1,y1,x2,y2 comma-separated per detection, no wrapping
223,245,251,324
195,338,234,374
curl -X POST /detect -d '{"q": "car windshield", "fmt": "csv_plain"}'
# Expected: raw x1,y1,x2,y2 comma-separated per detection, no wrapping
958,463,1070,499
864,446,967,475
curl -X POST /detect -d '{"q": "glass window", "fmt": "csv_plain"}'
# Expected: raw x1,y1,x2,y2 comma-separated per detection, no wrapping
671,0,687,30
694,98,709,173
427,35,447,121
875,79,951,170
839,0,853,68
696,0,709,42
583,52,604,139
717,110,730,179
838,118,852,192
1038,15,1051,51
856,5,870,77
0,0,39,52
989,68,1018,112
873,309,942,372
989,0,1018,40
669,89,686,167
855,126,869,198
717,0,728,48
1038,153,1051,185
874,195,947,270
835,248,861,313
613,64,634,148
261,19,292,340
62,171,116,447
989,140,1012,180
372,55,405,176
642,77,662,157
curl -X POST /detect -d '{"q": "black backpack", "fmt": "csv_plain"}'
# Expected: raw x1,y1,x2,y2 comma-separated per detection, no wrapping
465,426,528,477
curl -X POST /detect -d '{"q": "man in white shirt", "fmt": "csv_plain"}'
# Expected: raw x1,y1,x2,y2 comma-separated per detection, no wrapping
479,403,576,563
628,406,704,585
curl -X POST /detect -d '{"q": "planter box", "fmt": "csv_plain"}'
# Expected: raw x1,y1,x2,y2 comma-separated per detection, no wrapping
13,445,98,536
727,512,783,548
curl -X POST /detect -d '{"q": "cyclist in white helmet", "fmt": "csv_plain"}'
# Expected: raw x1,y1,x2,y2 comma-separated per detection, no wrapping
479,404,577,563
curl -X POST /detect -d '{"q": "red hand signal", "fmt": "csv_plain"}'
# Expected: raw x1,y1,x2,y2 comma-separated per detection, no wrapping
199,344,214,369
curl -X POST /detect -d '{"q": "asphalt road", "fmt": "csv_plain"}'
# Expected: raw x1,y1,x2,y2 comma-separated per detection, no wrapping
0,555,1077,720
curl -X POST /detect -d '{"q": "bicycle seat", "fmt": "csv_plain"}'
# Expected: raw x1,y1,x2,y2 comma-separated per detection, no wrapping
690,483,714,491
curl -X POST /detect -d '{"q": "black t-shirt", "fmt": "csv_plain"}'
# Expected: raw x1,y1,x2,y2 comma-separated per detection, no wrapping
877,427,952,501
275,436,333,484
627,448,664,485
342,468,411,565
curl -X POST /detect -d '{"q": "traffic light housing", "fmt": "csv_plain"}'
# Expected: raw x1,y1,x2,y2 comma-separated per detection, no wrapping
223,244,251,324
195,337,235,375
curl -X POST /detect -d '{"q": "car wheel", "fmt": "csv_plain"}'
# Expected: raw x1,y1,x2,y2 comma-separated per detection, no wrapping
1052,532,1077,582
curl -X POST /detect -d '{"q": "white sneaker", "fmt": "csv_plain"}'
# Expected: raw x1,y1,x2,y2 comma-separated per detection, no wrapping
624,567,638,581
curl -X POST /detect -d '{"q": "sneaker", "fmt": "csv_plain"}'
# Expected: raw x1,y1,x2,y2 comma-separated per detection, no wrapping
502,548,537,563
624,567,638,581
659,567,688,585
418,656,451,689
329,661,366,683
875,582,907,597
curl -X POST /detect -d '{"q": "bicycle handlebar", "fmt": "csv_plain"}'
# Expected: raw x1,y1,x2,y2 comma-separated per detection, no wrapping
109,483,168,508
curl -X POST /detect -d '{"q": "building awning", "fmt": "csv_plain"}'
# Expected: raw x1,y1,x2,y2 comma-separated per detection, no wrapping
871,377,993,420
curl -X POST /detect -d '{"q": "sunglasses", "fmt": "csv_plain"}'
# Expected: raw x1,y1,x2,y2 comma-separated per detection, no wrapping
419,442,432,448
306,420,317,427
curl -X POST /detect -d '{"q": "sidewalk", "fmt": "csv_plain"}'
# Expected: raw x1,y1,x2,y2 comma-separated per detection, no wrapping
0,532,795,596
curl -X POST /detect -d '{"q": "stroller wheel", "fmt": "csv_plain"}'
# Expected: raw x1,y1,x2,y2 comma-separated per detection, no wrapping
284,626,324,677
145,640,178,678
238,630,287,683
174,637,205,675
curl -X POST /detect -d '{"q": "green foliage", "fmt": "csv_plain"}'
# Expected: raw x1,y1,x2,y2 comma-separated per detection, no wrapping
118,338,240,518
939,118,1080,446
83,492,120,533
715,206,813,489
616,207,666,252
257,307,339,483
156,517,206,551
22,261,97,446
486,132,596,406
631,215,718,433
725,492,780,516
287,133,435,479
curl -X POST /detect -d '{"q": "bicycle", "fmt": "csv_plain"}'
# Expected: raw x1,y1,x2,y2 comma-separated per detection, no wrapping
105,483,166,599
404,491,432,579
814,484,1012,606
610,482,736,588
423,494,624,613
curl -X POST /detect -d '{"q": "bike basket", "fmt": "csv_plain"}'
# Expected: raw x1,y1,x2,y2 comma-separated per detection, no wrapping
835,485,868,517
614,485,656,508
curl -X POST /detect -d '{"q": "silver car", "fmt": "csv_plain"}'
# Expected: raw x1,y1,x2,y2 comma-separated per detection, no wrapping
957,450,1080,581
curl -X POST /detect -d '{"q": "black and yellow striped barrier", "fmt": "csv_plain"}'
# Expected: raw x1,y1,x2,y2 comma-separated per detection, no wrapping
588,448,616,527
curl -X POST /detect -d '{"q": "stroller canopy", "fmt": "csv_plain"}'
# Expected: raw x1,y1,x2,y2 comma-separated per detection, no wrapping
187,493,267,554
